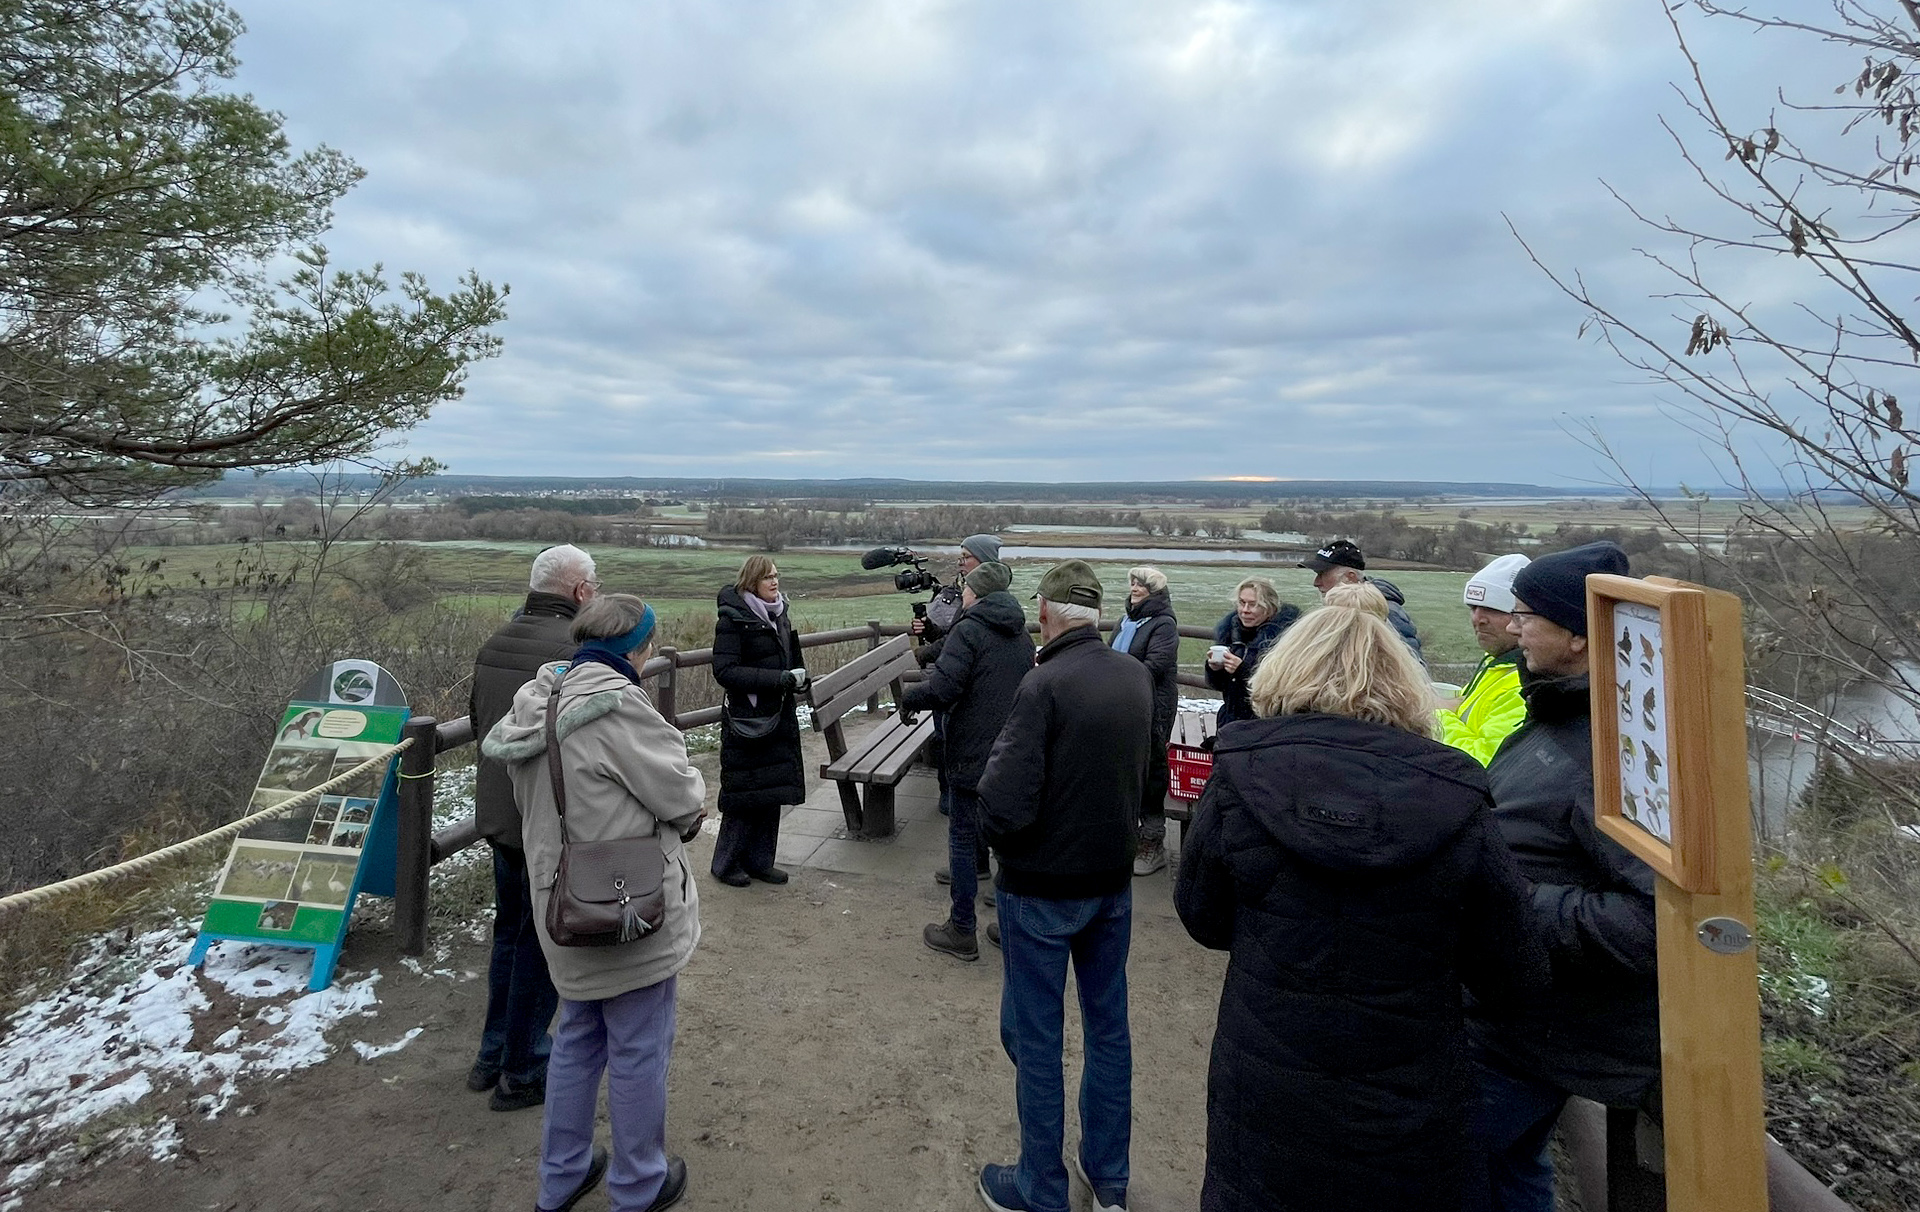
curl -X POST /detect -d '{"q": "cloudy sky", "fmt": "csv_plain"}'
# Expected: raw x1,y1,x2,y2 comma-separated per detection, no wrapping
232,0,1856,487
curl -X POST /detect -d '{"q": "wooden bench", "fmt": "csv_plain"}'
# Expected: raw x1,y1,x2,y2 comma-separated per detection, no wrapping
800,632,936,840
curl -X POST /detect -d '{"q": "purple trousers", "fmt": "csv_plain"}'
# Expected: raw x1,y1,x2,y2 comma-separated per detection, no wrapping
539,976,678,1212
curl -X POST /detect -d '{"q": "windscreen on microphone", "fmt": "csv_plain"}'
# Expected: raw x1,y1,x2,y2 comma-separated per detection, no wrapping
860,546,908,570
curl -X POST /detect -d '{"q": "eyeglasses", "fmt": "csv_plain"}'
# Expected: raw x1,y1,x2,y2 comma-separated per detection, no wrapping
1507,609,1549,624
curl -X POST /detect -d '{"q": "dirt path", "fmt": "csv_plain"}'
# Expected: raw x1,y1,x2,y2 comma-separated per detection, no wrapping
33,754,1226,1212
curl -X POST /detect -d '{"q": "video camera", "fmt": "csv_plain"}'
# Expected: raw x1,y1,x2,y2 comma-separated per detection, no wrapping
859,546,962,632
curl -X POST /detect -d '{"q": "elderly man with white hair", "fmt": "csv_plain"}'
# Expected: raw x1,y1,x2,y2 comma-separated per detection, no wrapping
465,543,598,1112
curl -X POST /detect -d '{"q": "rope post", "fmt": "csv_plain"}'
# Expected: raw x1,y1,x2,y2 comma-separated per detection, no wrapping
395,715,438,957
866,619,883,715
656,646,679,728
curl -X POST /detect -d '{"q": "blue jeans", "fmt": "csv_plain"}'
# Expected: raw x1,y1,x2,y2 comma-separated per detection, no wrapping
948,787,982,933
996,887,1133,1212
478,842,559,1088
1461,1047,1567,1212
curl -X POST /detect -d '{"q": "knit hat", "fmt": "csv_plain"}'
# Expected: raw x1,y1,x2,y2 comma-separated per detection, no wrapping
1511,542,1630,636
1463,553,1531,614
965,560,1012,596
960,534,1002,564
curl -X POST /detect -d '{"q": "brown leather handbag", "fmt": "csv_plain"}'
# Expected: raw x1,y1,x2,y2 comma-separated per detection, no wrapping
542,673,667,947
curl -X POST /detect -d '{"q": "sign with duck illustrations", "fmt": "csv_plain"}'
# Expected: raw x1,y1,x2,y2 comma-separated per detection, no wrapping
1583,574,1764,1212
189,661,410,991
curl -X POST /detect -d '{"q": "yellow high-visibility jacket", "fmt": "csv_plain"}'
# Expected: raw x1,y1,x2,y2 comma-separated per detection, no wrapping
1437,649,1526,766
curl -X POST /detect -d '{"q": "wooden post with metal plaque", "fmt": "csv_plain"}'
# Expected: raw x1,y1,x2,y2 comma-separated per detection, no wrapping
1586,573,1765,1211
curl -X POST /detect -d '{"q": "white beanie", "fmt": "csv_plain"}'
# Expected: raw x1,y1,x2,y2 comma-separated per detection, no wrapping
1463,553,1530,614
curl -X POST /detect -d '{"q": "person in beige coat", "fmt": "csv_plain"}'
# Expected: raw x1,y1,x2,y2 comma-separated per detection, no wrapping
482,593,706,1212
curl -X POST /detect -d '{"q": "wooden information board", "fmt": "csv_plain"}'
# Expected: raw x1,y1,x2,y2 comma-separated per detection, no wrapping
1585,574,1765,1212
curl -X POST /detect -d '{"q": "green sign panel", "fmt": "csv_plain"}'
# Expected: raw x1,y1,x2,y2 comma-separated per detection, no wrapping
189,660,409,991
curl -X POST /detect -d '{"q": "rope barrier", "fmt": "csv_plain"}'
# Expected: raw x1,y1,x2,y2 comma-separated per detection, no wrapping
0,737,415,917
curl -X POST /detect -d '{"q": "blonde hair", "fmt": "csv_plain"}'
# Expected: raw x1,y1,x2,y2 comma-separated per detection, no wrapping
1247,582,1435,737
735,554,777,596
1234,576,1281,620
1128,566,1168,595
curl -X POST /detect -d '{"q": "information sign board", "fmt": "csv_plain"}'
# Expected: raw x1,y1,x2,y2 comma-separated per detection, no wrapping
188,661,409,991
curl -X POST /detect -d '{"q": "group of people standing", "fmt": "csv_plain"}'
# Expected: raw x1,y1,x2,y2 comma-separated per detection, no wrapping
457,531,1658,1212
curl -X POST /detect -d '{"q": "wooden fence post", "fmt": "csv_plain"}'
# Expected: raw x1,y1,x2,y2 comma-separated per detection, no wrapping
866,619,883,715
656,646,679,727
395,714,437,957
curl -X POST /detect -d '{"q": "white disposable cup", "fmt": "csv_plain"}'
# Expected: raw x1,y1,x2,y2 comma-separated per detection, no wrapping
1207,645,1230,667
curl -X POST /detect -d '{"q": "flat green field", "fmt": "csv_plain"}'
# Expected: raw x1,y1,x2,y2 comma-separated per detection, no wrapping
127,540,1484,671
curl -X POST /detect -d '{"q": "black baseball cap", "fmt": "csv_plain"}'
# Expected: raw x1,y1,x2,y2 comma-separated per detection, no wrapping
1300,539,1366,573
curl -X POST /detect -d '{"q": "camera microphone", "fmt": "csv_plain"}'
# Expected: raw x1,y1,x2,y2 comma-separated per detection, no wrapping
860,546,907,570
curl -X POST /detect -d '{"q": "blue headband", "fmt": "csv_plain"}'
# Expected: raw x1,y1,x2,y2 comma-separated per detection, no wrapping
583,604,656,656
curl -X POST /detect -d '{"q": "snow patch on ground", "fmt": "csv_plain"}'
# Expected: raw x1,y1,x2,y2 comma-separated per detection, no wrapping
352,1026,423,1061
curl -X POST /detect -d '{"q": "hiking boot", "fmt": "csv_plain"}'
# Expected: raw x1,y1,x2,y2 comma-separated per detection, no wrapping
985,921,1001,949
465,1060,500,1093
1070,1152,1128,1211
923,919,979,961
1132,840,1167,877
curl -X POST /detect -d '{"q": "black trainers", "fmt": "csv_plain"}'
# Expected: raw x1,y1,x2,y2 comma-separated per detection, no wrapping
985,921,1001,949
923,919,979,961
490,1076,546,1112
748,866,790,885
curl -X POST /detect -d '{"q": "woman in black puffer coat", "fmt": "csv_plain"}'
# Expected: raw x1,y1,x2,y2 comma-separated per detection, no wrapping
1176,583,1547,1212
711,555,807,888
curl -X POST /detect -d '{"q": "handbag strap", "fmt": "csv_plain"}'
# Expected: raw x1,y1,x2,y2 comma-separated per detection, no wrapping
545,670,571,845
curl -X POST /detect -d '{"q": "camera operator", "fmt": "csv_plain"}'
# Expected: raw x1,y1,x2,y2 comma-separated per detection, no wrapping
909,533,1002,665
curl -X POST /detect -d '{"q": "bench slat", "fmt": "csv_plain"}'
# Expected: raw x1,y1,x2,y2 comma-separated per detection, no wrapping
812,651,919,732
810,633,911,705
844,714,936,782
820,714,935,784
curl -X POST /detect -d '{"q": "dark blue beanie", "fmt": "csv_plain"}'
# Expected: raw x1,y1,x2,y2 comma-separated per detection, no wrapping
1510,541,1630,637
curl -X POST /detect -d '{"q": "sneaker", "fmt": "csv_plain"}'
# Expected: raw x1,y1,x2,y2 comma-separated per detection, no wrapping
935,865,953,886
489,1076,546,1112
538,1145,607,1212
985,921,1001,949
1069,1152,1128,1212
977,1162,1034,1212
1132,840,1167,877
923,919,979,961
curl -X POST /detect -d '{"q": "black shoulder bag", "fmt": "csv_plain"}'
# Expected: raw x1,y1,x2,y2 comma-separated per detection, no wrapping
542,672,667,947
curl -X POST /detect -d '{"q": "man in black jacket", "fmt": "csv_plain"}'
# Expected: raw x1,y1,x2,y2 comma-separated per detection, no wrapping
903,561,1034,961
466,544,597,1112
1464,541,1654,1212
975,561,1150,1212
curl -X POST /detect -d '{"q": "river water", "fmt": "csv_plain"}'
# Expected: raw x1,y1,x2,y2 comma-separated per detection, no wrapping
1750,671,1920,836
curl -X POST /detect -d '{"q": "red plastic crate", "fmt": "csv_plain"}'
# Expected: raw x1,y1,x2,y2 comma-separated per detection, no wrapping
1168,743,1213,802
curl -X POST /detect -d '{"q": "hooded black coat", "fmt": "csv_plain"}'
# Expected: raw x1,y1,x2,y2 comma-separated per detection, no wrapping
898,589,1034,792
712,585,806,815
1175,713,1547,1212
1205,606,1301,725
1469,672,1661,1107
